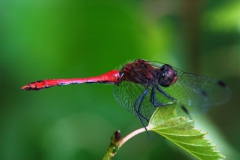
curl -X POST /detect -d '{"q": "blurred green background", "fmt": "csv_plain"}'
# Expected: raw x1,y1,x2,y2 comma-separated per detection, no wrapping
1,0,240,159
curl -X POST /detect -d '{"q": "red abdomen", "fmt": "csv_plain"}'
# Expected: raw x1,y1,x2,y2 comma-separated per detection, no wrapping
21,80,58,90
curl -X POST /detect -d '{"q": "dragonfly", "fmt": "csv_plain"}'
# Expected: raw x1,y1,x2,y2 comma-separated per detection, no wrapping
22,59,230,138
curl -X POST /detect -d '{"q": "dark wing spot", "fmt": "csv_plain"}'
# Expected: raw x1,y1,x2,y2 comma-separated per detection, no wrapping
200,89,208,97
218,80,226,88
181,105,189,115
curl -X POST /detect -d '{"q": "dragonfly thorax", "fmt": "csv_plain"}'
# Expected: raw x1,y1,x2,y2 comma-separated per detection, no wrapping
117,59,157,85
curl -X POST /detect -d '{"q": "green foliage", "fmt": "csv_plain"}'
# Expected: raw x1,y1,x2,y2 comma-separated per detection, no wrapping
1,0,240,159
104,105,225,160
203,1,240,31
149,105,225,160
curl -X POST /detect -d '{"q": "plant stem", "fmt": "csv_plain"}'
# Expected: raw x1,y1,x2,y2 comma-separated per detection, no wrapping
118,127,146,148
103,127,146,160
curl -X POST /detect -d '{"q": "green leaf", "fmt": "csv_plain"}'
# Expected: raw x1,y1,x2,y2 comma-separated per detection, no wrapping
148,105,225,160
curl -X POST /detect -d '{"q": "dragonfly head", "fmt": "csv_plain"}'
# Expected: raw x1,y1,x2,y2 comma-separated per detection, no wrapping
158,64,178,87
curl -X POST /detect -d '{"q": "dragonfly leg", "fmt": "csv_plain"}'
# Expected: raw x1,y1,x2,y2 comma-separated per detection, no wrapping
154,87,192,118
150,86,176,107
137,90,150,123
133,87,152,139
156,86,175,101
133,87,149,122
156,86,192,118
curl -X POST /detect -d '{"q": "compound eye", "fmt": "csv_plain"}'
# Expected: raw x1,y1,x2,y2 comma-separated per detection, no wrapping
159,64,178,87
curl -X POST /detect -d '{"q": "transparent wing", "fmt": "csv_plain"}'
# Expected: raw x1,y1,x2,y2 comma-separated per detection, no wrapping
150,62,231,113
113,81,173,122
114,60,230,120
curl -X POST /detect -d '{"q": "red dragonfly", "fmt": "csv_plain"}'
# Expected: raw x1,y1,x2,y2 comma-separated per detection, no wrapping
22,59,230,137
